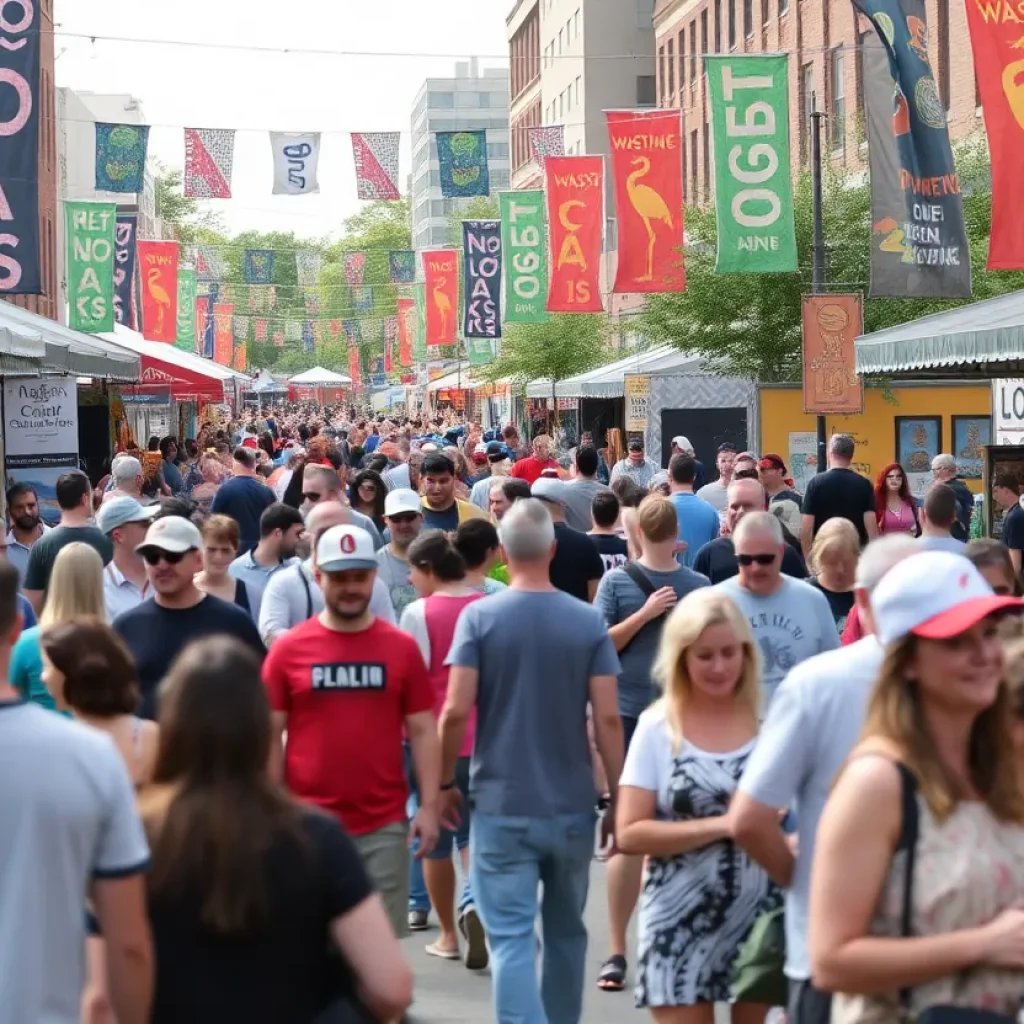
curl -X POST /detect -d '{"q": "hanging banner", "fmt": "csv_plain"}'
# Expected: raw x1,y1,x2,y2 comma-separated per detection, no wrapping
348,347,361,383
243,249,274,284
344,252,366,287
184,128,234,199
192,243,225,282
499,191,548,324
437,131,490,198
342,320,363,347
200,285,218,359
65,201,116,334
422,250,459,347
328,319,342,339
705,55,797,274
295,250,321,287
856,4,971,298
137,240,179,343
285,320,302,344
413,285,428,362
254,318,268,343
351,132,401,200
233,339,247,372
270,132,321,195
353,285,374,315
467,337,495,365
802,294,864,415
273,329,285,348
213,304,233,365
462,220,502,340
113,214,138,328
384,315,397,373
389,251,416,283
95,123,149,193
545,155,605,313
606,110,686,291
529,125,565,165
175,268,197,352
964,5,1024,268
397,296,414,366
303,290,320,317
302,322,315,354
0,4,40,294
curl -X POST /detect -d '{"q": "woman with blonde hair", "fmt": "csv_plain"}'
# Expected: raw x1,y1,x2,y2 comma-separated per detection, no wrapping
810,551,1024,1024
617,588,785,1021
10,542,105,710
806,517,860,633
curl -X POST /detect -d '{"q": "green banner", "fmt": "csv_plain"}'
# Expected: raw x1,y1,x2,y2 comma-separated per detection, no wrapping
706,54,797,274
466,337,495,365
175,268,197,352
499,190,549,323
412,284,428,363
65,201,116,333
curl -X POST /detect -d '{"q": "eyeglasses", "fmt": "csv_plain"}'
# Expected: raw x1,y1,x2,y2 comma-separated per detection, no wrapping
302,492,323,502
388,513,420,524
141,548,189,566
737,553,777,566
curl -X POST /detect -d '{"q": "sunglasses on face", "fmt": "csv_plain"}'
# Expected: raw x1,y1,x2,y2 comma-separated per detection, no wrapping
302,492,322,502
737,553,776,566
141,548,189,566
388,513,420,525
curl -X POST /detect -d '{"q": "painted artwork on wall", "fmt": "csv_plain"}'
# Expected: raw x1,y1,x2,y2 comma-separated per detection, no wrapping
952,416,990,480
895,416,942,500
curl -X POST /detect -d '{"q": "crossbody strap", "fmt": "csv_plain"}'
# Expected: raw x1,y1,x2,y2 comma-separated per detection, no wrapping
298,565,314,621
897,762,920,1011
620,562,666,656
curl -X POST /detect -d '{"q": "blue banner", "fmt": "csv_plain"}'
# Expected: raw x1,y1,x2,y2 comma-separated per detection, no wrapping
389,250,416,283
437,131,490,198
353,285,373,315
462,220,502,340
302,320,315,353
95,123,150,194
243,249,274,284
201,283,218,359
0,6,41,293
113,214,138,328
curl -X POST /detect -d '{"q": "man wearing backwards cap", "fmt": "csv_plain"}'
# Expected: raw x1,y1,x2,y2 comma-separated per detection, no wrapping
732,545,1022,1024
262,523,441,939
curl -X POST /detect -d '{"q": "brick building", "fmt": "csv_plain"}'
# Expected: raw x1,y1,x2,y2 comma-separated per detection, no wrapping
653,0,980,205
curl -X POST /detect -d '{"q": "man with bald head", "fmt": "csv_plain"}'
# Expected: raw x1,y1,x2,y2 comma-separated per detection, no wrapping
301,463,383,549
692,478,807,584
258,500,395,645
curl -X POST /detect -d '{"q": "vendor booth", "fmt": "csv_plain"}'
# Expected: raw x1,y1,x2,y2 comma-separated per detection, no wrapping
287,366,352,405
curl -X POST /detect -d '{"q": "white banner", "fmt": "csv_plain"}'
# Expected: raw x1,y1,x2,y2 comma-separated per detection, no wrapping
993,378,1024,445
4,377,78,460
270,132,321,195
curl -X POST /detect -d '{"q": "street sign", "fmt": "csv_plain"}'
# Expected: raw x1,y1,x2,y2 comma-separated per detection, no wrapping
992,378,1024,444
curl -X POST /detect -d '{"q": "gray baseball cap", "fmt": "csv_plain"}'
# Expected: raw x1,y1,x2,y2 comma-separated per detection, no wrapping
96,496,157,535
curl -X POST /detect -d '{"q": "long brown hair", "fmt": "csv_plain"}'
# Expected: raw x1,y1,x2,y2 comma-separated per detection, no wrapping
141,637,307,934
863,634,1024,823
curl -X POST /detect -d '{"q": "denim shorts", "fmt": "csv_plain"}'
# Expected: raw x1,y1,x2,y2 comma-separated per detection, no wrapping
406,746,472,860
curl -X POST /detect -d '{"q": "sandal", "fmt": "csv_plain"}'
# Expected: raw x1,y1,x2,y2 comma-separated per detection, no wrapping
424,942,460,961
596,954,627,991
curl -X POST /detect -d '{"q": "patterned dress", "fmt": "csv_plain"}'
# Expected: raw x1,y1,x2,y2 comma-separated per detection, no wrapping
621,708,781,1008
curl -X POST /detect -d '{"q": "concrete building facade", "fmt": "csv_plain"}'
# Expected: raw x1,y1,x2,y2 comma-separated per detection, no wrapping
508,0,543,190
410,61,511,251
653,0,979,205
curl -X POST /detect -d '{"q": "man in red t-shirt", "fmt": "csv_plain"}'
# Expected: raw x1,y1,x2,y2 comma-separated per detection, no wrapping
511,434,560,486
263,523,440,937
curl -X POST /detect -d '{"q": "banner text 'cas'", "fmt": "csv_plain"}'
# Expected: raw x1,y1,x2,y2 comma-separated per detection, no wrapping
545,155,605,313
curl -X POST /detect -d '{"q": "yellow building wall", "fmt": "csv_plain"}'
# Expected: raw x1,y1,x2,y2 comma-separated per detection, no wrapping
759,384,991,494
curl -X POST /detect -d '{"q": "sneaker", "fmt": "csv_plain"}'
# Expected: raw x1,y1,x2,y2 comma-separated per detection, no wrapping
408,909,429,931
458,906,489,971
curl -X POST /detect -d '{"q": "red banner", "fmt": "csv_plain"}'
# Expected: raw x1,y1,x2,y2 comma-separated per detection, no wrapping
545,156,604,312
137,240,179,343
966,6,1024,268
213,304,233,366
384,317,395,373
606,110,684,292
232,341,247,373
348,347,361,384
397,297,414,366
422,249,459,346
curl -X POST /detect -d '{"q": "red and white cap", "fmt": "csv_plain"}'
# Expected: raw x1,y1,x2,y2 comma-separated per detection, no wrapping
315,524,377,573
872,551,1024,645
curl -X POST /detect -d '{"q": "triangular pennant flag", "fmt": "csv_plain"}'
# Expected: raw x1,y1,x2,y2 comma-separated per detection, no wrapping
351,132,401,200
243,250,274,285
528,125,565,164
344,252,366,287
184,128,235,199
389,251,416,283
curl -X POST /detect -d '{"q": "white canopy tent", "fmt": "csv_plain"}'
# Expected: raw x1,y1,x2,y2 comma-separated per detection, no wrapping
288,366,353,387
526,345,698,399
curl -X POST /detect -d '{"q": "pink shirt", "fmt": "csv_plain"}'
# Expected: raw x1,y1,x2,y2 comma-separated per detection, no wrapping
424,592,482,758
880,500,917,535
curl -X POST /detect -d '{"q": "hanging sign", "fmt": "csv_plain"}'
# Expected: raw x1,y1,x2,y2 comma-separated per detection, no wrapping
270,132,321,195
0,2,41,294
4,377,78,462
545,155,605,313
422,250,459,347
706,54,797,274
65,201,117,333
801,295,864,415
137,240,180,343
499,190,549,324
625,376,650,433
113,214,138,328
462,220,502,340
994,379,1024,445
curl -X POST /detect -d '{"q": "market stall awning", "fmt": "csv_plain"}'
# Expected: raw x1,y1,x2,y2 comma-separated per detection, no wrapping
526,345,699,399
855,289,1024,377
0,301,140,379
100,325,248,401
288,366,352,387
426,364,472,393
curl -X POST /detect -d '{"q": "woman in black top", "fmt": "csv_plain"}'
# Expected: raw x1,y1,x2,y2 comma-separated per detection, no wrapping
349,469,387,531
141,637,412,1024
806,516,858,634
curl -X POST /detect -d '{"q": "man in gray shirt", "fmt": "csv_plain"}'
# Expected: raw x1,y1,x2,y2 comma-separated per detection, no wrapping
609,437,659,490
373,488,423,618
440,499,623,1024
563,444,612,532
228,502,304,624
917,482,967,554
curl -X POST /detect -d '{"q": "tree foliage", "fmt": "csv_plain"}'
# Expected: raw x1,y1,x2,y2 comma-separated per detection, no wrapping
638,135,1024,383
446,196,500,249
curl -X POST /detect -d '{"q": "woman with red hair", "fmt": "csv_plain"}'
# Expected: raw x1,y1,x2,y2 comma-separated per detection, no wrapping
874,462,919,536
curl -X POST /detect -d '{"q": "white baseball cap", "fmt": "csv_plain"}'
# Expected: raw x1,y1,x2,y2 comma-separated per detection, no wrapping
872,551,1023,645
672,435,694,453
384,488,423,518
315,524,378,572
136,515,203,555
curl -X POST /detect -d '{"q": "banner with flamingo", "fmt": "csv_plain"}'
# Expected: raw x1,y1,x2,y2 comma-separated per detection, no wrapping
137,240,180,343
545,155,604,313
397,297,414,366
422,249,459,347
706,54,797,274
607,111,685,293
213,304,233,366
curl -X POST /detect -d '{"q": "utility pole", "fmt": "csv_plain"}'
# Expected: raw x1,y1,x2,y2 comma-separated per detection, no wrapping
810,106,828,473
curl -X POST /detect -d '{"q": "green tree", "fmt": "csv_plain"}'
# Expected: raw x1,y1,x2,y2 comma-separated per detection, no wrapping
638,135,1024,383
446,196,501,248
153,165,226,243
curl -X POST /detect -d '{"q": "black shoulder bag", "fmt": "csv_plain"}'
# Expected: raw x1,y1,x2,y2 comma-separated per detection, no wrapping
620,562,670,655
897,764,1013,1023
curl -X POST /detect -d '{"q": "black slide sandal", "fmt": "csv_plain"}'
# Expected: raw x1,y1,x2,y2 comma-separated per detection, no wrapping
596,954,627,992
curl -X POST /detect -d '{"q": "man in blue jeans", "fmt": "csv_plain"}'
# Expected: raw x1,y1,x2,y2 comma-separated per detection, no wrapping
439,498,624,1024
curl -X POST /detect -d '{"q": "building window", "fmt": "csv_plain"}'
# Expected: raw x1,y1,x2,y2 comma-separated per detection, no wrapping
801,61,815,163
690,129,698,201
637,75,657,106
637,0,655,28
433,91,454,108
478,91,491,108
701,125,710,198
558,27,563,53
729,0,736,48
667,39,675,98
761,0,769,28
575,8,581,38
658,44,666,101
937,0,950,110
690,21,697,85
830,47,845,151
744,0,753,38
855,29,868,129
779,0,789,12
701,9,709,58
576,76,582,105
715,0,722,50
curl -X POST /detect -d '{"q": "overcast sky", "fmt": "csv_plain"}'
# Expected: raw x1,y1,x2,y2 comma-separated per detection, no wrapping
55,0,510,239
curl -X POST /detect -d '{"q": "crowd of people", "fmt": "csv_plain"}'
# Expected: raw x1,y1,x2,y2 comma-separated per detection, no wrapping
6,403,1024,1024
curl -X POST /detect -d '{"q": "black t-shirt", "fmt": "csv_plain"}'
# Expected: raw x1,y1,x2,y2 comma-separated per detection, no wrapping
421,502,460,532
590,533,629,573
113,594,266,719
801,468,875,545
23,525,114,593
210,476,276,554
150,810,373,1024
1002,502,1024,553
692,536,807,585
807,576,855,632
550,522,605,601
